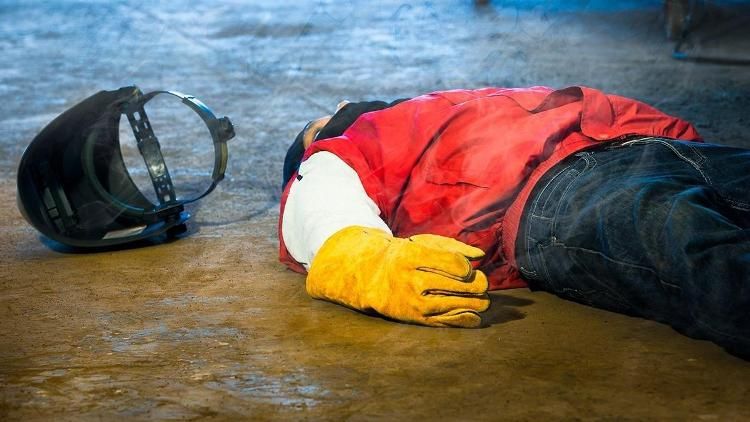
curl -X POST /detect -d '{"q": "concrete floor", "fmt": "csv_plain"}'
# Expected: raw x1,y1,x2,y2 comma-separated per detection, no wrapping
2,0,750,420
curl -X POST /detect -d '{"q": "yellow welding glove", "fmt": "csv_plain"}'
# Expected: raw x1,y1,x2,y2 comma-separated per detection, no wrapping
306,226,490,328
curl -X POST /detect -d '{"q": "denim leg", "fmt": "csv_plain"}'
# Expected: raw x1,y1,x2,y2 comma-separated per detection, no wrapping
517,139,750,357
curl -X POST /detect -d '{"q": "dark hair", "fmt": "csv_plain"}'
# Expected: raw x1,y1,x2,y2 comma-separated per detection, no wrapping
282,123,308,190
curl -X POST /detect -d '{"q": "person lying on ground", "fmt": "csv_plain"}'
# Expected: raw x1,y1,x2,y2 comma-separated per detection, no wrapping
279,86,750,359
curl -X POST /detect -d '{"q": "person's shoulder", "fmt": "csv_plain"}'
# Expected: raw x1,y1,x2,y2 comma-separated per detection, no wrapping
423,86,555,105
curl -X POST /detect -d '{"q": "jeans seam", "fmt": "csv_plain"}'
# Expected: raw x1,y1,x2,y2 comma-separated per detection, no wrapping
671,141,750,210
691,311,750,342
654,139,712,185
678,141,750,209
723,198,750,211
530,161,579,217
624,138,710,182
536,243,553,284
686,143,708,165
523,157,588,280
540,170,579,217
551,153,595,238
557,244,682,291
543,244,633,310
626,139,750,210
522,161,580,279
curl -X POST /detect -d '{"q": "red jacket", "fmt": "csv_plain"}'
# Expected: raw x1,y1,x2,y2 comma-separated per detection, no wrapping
279,86,701,290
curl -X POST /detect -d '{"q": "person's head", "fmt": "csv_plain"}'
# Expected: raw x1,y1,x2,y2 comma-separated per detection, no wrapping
282,101,348,189
281,115,330,190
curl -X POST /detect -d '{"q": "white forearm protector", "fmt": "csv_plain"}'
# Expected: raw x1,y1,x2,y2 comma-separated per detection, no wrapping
281,151,392,269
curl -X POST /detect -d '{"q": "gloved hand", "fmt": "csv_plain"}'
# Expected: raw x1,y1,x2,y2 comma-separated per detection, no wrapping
306,226,490,328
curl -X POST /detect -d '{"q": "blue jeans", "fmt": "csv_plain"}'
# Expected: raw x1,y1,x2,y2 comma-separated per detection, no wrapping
516,137,750,358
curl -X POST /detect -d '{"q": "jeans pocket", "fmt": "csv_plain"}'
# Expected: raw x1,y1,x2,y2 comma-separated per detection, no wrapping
530,153,594,220
624,138,750,211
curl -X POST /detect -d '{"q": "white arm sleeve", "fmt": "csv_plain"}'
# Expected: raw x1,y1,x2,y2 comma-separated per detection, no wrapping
281,151,392,269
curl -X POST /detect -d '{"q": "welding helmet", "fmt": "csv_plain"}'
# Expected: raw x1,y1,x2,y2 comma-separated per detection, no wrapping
16,86,235,248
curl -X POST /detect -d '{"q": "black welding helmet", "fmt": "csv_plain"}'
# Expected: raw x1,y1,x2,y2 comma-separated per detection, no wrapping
16,86,235,248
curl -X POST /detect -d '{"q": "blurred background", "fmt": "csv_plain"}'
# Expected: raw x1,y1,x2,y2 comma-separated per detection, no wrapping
1,0,748,228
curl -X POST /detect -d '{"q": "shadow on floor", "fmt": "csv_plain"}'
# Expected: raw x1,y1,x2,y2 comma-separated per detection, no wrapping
482,290,534,326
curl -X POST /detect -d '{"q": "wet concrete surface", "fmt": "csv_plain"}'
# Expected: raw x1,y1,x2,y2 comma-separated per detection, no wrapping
2,0,750,420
